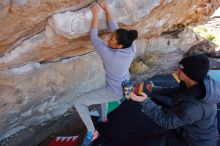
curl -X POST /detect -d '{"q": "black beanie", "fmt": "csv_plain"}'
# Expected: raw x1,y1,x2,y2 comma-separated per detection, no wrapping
179,54,210,82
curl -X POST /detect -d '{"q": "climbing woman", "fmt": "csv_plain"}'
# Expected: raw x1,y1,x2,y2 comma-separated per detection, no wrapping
73,0,138,145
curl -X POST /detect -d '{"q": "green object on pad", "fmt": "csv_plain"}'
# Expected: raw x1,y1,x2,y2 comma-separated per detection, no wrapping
108,101,120,113
108,97,125,113
108,97,126,113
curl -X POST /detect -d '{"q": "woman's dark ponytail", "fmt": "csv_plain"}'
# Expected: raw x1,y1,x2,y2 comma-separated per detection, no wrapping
116,29,138,49
127,30,138,41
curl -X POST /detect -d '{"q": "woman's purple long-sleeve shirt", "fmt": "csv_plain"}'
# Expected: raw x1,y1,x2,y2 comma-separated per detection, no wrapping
90,20,136,97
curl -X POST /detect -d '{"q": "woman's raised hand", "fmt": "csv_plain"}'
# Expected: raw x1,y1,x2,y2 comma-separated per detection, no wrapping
97,0,112,21
91,3,100,16
97,0,109,11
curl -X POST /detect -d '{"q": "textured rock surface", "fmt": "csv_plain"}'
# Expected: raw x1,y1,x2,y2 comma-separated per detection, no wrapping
0,52,105,141
0,0,219,143
49,0,162,38
0,0,219,70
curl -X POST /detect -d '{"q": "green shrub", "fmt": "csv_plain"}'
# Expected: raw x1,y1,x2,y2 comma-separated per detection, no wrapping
205,33,216,42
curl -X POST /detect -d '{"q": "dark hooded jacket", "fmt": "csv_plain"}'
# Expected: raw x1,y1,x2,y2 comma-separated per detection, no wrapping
142,76,220,146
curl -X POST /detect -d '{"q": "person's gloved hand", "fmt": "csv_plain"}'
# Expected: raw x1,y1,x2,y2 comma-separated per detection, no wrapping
129,92,148,102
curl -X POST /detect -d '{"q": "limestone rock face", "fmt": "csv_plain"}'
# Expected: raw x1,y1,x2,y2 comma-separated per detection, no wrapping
0,52,105,140
0,0,219,142
49,0,162,39
0,0,219,70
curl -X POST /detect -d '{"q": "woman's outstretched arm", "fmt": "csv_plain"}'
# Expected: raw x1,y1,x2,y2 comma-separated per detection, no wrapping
91,3,100,29
98,0,118,32
90,3,113,59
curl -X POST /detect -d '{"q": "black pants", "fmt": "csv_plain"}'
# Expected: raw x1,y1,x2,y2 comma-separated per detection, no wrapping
139,130,187,146
94,100,187,146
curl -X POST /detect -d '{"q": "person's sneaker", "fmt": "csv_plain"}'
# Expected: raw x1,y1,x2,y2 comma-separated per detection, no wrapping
82,131,98,146
97,117,108,123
